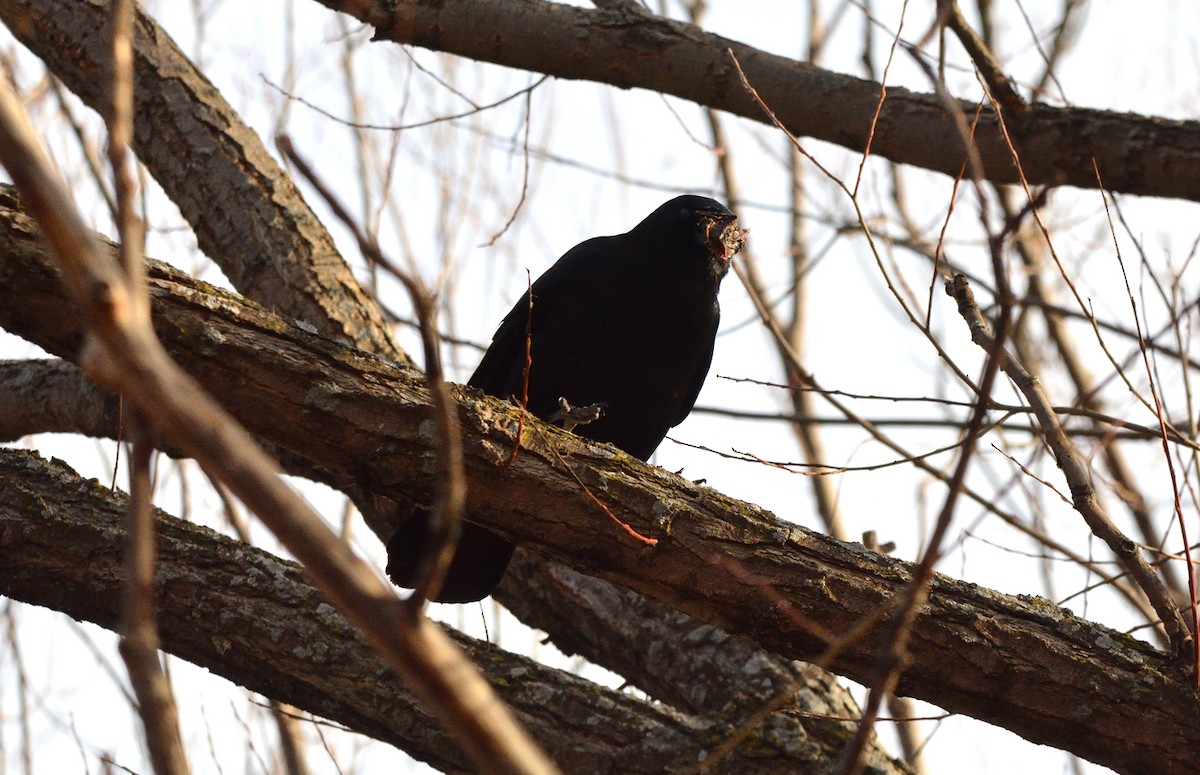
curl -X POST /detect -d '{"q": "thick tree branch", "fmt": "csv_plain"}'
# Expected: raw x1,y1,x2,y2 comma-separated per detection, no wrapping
1,189,1195,775
316,0,1200,203
0,0,405,361
497,555,912,775
0,449,812,775
0,355,915,773
0,358,121,441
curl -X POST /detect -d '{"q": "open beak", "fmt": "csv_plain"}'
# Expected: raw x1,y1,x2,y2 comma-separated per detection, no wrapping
703,212,749,261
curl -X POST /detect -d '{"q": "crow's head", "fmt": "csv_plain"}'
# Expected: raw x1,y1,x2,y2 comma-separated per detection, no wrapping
636,195,747,280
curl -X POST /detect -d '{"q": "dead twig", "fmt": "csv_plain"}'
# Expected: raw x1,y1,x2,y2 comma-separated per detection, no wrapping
106,3,189,772
947,274,1192,658
275,134,465,611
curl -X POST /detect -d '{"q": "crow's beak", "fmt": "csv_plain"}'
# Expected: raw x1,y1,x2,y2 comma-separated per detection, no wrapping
703,212,748,261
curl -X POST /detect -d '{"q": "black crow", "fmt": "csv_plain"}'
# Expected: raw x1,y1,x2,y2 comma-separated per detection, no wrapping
387,195,746,602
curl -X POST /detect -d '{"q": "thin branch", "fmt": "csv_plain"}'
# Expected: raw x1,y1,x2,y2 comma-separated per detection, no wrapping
106,3,189,772
944,1,1025,115
948,274,1192,657
262,71,551,133
119,432,190,775
1093,164,1200,677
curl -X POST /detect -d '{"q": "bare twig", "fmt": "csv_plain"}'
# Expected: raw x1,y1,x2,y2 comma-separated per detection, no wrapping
119,433,190,775
690,14,845,536
270,702,310,775
944,1,1026,115
106,4,189,772
948,274,1192,657
263,72,550,133
2,599,35,775
275,134,466,609
1092,164,1200,677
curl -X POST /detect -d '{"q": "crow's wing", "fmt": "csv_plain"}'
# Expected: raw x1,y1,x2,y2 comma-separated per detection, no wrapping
469,236,617,403
670,301,719,429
